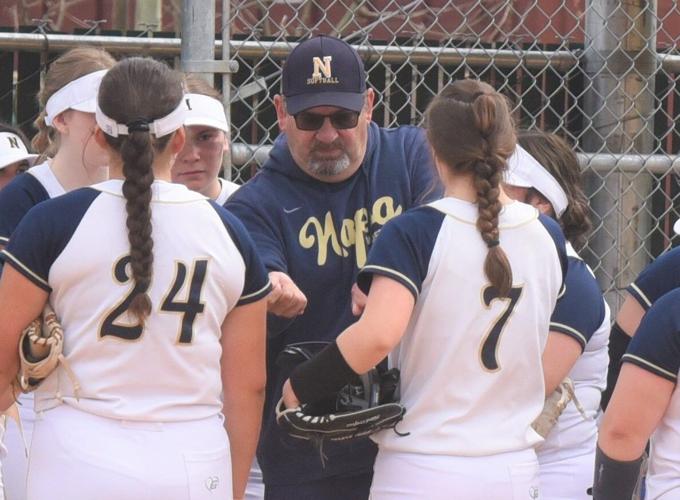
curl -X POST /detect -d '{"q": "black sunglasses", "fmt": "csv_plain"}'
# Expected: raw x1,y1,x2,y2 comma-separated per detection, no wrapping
293,110,360,131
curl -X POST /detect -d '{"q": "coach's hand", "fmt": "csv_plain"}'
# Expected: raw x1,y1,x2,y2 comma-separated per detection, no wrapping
267,271,308,318
351,283,367,316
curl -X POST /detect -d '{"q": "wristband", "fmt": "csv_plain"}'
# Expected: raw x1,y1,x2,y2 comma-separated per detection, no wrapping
601,322,632,410
289,341,359,405
592,445,643,500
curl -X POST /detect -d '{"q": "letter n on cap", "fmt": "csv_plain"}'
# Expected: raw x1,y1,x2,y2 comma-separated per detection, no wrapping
7,136,19,149
312,56,332,80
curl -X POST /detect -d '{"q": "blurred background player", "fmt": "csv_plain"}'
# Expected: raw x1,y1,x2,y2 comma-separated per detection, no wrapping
0,56,269,500
595,285,680,500
226,35,439,499
172,75,239,204
0,46,115,500
172,76,262,500
504,130,610,500
0,124,37,191
282,79,568,499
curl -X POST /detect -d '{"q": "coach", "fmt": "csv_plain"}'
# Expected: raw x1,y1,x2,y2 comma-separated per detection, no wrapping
226,35,440,499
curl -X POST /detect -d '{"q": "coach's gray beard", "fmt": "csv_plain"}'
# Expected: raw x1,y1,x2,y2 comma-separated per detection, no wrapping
307,153,351,177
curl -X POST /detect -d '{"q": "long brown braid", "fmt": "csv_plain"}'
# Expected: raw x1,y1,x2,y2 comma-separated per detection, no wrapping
425,79,516,297
98,58,184,323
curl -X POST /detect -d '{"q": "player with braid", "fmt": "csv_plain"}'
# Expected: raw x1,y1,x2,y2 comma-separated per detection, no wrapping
0,57,270,500
282,79,568,498
0,46,115,500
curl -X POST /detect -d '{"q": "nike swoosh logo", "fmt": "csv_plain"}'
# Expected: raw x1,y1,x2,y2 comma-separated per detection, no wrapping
283,207,302,214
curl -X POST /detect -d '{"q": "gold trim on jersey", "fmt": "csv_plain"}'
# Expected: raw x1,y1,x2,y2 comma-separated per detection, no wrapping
628,283,652,308
428,199,540,230
360,265,419,298
92,180,209,204
622,354,678,380
549,321,587,348
241,280,273,302
0,250,49,288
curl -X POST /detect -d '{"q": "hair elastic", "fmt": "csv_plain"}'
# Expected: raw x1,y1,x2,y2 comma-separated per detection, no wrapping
126,119,151,133
487,239,500,248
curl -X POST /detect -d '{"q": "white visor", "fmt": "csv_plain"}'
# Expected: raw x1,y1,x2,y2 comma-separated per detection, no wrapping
44,70,108,126
0,132,38,170
505,145,569,217
96,98,188,138
183,94,229,133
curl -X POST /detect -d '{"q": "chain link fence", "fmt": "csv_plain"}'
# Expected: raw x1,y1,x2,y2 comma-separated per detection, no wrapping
0,0,679,309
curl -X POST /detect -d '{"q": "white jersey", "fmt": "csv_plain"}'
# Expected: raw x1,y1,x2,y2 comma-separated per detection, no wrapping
358,197,567,456
215,177,240,205
1,179,270,422
26,161,66,198
621,288,680,499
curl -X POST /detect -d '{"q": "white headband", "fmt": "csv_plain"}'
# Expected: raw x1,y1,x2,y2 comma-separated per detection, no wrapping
183,93,229,132
505,145,569,217
95,98,188,138
44,70,108,126
0,132,38,170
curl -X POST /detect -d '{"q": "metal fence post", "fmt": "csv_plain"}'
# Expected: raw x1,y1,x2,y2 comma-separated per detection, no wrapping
582,0,658,311
180,0,216,85
222,0,232,180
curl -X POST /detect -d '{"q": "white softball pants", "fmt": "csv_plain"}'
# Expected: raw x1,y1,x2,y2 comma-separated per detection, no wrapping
2,392,33,500
370,448,540,500
26,404,232,500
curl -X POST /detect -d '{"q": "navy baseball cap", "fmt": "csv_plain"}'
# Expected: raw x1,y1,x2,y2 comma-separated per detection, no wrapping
281,35,367,115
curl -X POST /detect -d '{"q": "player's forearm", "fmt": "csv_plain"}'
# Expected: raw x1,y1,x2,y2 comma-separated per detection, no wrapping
542,331,582,396
337,320,394,374
337,276,414,374
223,387,265,498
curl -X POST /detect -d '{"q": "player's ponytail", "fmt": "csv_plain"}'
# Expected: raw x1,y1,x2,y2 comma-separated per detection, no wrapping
471,92,513,297
119,128,155,320
425,80,515,297
98,57,184,324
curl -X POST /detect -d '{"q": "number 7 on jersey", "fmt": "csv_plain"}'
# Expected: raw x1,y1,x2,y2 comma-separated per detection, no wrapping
480,285,524,372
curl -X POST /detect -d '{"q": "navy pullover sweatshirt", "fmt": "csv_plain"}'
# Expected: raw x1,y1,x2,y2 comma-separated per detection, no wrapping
226,122,440,486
